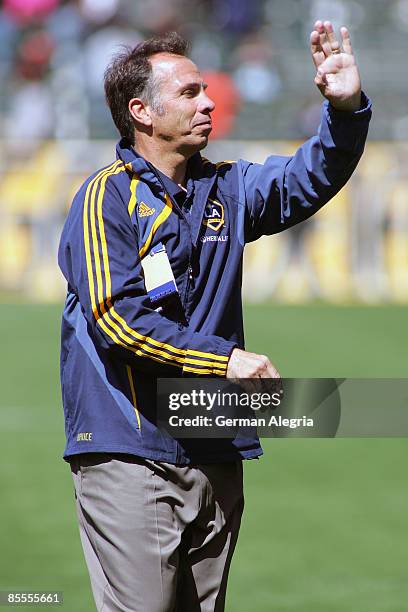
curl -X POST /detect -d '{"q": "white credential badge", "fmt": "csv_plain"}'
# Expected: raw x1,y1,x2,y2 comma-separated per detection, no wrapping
141,242,179,305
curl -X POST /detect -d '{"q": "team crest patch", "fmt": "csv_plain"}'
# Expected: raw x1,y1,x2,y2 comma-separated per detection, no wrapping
202,199,224,231
138,201,155,217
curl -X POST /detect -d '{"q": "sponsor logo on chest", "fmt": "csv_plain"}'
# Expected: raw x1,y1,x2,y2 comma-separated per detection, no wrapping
202,199,224,232
201,235,229,243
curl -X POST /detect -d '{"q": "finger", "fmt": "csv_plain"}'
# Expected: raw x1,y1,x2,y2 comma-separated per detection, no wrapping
316,55,343,78
315,20,333,57
310,30,325,68
319,32,333,58
340,26,353,55
315,61,341,88
260,362,281,379
324,20,341,54
314,73,326,90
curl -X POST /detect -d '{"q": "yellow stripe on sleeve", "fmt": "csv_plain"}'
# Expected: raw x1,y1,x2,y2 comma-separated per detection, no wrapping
216,160,236,169
83,160,122,319
84,164,230,374
128,175,139,216
94,169,229,366
183,364,228,376
93,169,207,368
82,165,192,368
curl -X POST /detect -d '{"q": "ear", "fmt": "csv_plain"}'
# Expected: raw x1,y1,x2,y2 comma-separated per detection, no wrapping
129,97,152,127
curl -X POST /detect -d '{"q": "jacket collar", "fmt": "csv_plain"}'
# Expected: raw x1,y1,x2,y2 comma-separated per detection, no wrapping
116,138,218,246
116,138,160,185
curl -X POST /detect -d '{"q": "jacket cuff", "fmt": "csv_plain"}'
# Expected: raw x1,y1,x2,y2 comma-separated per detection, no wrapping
326,91,372,120
182,339,237,377
212,340,237,377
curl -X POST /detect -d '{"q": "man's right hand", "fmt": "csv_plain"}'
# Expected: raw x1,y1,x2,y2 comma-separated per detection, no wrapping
310,21,361,112
226,348,281,379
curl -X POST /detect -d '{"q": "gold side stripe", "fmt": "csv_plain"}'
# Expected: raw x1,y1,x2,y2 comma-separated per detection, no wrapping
82,168,187,367
97,315,186,369
88,165,185,366
216,160,236,168
188,350,228,361
138,193,173,258
95,170,227,368
108,302,229,363
84,163,229,372
186,351,229,364
83,160,122,319
183,364,227,376
82,164,174,364
96,173,228,364
92,165,122,317
101,303,225,368
97,313,225,373
126,365,141,430
128,175,139,216
95,164,128,317
201,158,236,169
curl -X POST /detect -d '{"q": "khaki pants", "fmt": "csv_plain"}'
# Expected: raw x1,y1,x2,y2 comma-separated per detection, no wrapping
70,454,244,612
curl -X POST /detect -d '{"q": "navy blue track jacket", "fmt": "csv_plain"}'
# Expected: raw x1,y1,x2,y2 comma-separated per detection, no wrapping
58,95,372,464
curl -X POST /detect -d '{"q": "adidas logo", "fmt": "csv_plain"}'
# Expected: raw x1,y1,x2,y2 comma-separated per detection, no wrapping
138,202,155,217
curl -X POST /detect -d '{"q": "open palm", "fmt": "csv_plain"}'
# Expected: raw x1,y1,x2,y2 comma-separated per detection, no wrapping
311,20,361,112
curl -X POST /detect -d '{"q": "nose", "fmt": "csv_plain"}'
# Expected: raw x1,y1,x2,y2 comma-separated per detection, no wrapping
198,90,215,114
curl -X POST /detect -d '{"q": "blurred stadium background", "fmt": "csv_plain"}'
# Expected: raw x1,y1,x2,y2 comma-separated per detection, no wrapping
0,0,407,611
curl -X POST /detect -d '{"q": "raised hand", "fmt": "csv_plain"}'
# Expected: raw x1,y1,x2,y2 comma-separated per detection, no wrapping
310,20,361,112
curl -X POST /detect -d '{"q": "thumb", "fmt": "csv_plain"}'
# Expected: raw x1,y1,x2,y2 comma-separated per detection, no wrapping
315,69,327,87
317,55,342,77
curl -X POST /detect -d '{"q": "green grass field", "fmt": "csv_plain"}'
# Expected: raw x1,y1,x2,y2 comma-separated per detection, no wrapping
0,303,407,611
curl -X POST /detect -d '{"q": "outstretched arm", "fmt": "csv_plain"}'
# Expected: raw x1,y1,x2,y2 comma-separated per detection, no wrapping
240,21,371,242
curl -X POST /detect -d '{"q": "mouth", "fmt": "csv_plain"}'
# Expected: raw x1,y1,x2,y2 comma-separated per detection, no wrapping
194,119,212,128
194,121,212,133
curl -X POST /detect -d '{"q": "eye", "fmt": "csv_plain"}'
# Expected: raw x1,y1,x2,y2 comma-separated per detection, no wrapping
182,89,195,97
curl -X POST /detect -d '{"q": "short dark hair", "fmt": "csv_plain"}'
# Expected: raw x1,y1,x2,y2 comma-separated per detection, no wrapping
104,32,189,144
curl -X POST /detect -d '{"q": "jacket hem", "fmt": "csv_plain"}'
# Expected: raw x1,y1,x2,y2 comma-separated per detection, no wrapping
63,443,263,465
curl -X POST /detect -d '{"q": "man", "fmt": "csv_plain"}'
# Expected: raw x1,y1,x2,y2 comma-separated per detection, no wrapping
58,21,371,612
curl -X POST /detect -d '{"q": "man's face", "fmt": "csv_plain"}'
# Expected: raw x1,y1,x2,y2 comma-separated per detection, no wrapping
148,53,215,155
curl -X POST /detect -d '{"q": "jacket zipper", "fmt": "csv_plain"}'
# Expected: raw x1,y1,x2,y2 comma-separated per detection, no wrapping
181,189,194,326
182,262,193,319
